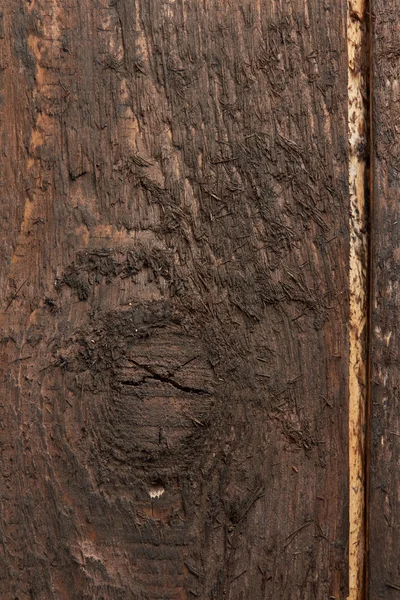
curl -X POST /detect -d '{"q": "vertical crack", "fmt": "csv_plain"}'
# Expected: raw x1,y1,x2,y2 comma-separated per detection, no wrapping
347,0,370,598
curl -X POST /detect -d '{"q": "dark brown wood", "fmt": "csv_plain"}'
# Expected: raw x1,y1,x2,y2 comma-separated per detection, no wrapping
369,3,400,597
0,1,350,598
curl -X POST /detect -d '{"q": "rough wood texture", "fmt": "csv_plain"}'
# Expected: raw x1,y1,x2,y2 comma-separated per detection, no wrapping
347,0,368,597
0,1,350,598
369,2,400,597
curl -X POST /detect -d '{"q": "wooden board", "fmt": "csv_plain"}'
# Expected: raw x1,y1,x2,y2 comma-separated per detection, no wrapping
369,2,400,597
0,0,350,598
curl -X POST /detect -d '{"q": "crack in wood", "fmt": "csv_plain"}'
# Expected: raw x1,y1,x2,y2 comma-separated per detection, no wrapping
123,359,213,395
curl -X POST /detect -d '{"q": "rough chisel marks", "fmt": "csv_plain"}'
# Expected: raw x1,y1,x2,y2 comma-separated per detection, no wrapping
369,0,400,596
0,0,350,598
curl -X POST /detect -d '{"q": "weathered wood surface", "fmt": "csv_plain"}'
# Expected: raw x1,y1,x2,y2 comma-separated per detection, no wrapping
369,2,400,597
0,1,350,598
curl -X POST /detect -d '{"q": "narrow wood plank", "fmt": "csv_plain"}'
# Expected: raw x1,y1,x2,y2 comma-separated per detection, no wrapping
0,0,350,598
348,0,369,596
369,1,400,597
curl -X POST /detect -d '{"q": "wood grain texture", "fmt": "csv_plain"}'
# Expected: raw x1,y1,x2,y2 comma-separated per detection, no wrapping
347,1,368,598
369,2,400,597
0,0,350,598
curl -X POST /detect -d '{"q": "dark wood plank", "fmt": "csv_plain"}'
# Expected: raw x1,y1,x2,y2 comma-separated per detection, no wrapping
369,2,400,597
0,0,350,598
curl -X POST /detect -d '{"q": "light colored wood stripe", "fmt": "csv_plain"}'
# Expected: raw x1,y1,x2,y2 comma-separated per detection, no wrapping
347,1,368,598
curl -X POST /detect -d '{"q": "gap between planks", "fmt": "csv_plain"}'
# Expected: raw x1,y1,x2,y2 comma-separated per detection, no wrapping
347,0,370,598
